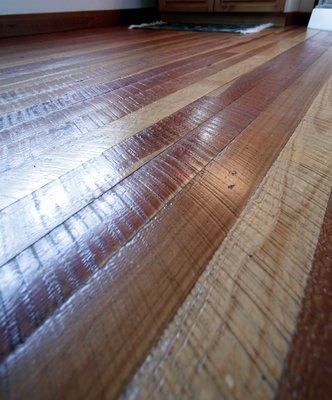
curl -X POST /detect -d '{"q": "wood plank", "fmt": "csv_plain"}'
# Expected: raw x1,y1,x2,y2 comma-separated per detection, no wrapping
2,31,286,163
0,40,330,400
0,26,331,400
0,31,197,72
277,193,332,399
0,34,231,79
1,30,298,165
0,32,327,276
0,28,289,110
0,31,303,171
0,30,324,271
0,29,317,210
0,29,282,102
0,28,299,95
121,75,332,400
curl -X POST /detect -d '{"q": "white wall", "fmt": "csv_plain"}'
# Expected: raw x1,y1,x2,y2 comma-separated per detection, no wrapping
284,0,301,12
284,0,315,12
0,0,156,15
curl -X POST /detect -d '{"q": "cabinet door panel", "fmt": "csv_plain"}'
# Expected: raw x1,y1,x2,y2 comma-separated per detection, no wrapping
159,0,214,12
214,0,286,12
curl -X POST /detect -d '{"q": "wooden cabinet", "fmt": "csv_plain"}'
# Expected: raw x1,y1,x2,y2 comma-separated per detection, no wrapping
159,1,214,12
214,0,285,12
159,0,285,12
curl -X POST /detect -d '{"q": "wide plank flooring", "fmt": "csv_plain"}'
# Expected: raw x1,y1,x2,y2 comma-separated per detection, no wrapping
0,25,331,400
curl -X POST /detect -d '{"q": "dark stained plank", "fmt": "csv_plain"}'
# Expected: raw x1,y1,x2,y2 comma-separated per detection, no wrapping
0,32,331,400
277,194,332,400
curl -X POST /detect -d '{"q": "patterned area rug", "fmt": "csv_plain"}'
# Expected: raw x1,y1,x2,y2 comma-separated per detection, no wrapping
129,22,274,34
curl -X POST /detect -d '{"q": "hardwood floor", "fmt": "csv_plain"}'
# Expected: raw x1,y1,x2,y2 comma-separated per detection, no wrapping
0,26,331,399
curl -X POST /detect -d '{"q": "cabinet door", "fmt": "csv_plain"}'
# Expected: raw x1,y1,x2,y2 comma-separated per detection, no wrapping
159,0,214,12
214,0,285,12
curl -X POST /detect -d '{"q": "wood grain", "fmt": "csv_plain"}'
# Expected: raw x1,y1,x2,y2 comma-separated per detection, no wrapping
121,75,332,400
277,195,332,399
0,26,331,400
0,29,319,273
0,29,313,210
0,31,328,347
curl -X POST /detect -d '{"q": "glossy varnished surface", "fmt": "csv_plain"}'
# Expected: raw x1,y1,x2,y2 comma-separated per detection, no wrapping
123,74,332,400
0,26,331,399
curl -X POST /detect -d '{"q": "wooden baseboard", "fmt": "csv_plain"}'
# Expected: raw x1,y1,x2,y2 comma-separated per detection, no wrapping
0,8,159,38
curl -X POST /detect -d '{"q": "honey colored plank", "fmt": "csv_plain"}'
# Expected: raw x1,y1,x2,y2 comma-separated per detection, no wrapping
0,42,330,400
277,194,332,399
121,75,332,400
0,29,319,210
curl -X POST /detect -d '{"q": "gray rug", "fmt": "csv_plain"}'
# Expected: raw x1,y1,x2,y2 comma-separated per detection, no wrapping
129,22,274,34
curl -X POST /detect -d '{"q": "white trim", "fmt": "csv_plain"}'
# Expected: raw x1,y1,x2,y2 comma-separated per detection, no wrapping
0,0,155,15
308,8,332,31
